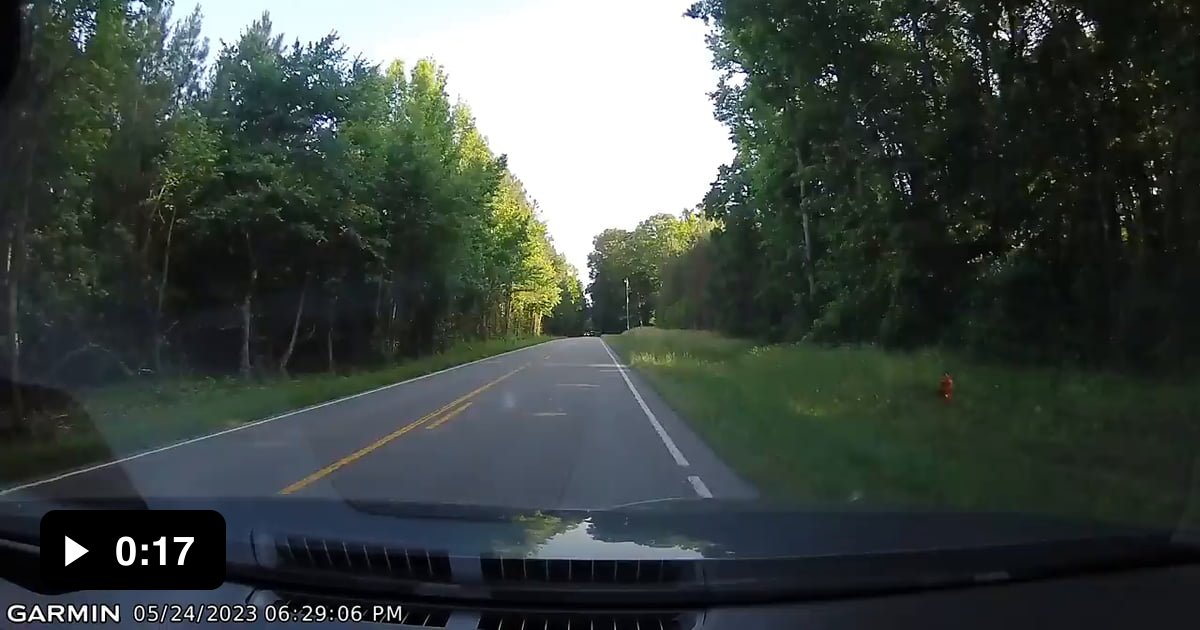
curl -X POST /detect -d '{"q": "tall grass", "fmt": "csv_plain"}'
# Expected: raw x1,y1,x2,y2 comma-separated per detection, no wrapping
608,328,1200,526
1,336,553,485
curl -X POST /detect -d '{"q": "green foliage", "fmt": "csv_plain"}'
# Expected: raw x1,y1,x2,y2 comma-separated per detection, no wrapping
654,0,1200,369
587,210,713,333
0,2,575,430
608,328,1200,525
544,252,586,337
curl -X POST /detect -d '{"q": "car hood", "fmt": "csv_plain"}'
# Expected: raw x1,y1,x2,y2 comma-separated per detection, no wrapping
6,496,1197,603
0,495,1171,561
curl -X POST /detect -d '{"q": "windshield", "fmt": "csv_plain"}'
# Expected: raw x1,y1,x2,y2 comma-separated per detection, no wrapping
1,0,1197,564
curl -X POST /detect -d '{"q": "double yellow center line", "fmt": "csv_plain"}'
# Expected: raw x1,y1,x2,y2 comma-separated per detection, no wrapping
279,365,526,495
424,401,473,430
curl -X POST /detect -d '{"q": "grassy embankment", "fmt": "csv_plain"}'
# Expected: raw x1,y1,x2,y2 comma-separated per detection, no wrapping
606,328,1199,526
0,336,552,486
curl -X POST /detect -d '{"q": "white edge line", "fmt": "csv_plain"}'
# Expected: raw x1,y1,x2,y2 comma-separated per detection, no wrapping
688,475,713,499
599,337,690,467
0,339,556,496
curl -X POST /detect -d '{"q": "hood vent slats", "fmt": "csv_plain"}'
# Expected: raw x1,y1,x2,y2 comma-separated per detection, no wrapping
477,612,689,630
481,558,689,585
272,535,453,582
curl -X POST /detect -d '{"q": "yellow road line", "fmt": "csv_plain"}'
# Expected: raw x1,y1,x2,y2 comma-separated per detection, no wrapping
424,401,473,430
279,365,526,495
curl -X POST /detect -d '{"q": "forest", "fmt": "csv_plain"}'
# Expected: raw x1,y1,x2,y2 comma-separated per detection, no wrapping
0,0,585,434
587,212,712,334
590,0,1200,371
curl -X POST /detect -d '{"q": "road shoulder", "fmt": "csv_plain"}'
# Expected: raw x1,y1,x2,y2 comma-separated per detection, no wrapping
600,336,758,500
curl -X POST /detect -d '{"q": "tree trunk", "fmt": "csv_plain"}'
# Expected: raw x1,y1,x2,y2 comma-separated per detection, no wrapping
239,266,257,380
908,0,938,100
279,273,309,376
5,136,35,434
371,275,384,355
5,226,24,434
152,206,177,373
505,285,513,336
795,148,817,301
801,206,815,294
326,293,337,373
388,298,397,359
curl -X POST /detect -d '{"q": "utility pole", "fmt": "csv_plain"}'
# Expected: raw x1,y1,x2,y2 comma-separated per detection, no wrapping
624,277,630,332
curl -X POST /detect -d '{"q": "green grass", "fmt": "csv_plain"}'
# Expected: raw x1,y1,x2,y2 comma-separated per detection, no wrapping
0,336,553,486
606,328,1200,526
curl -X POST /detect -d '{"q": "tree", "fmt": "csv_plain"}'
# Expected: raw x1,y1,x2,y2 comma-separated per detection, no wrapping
0,3,574,433
648,0,1200,369
586,211,712,332
545,253,585,337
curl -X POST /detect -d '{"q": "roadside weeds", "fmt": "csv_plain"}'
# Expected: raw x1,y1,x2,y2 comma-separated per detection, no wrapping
606,327,1199,526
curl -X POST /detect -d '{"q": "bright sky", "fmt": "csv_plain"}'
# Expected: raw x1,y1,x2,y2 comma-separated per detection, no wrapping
178,0,734,282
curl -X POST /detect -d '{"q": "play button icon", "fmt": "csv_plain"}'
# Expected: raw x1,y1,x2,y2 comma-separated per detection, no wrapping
41,509,227,590
64,535,88,567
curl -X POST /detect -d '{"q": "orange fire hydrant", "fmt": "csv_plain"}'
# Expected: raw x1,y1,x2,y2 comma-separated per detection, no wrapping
938,373,954,403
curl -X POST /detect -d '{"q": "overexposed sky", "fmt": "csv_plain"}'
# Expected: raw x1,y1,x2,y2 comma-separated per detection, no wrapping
181,0,734,281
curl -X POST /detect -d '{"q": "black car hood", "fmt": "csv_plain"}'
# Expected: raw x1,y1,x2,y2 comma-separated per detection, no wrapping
0,495,1170,560
4,496,1197,602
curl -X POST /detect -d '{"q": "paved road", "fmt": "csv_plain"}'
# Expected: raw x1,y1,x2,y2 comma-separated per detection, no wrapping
2,337,755,509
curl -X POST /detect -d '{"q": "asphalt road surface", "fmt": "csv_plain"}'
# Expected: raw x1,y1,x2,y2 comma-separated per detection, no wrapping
2,337,755,509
